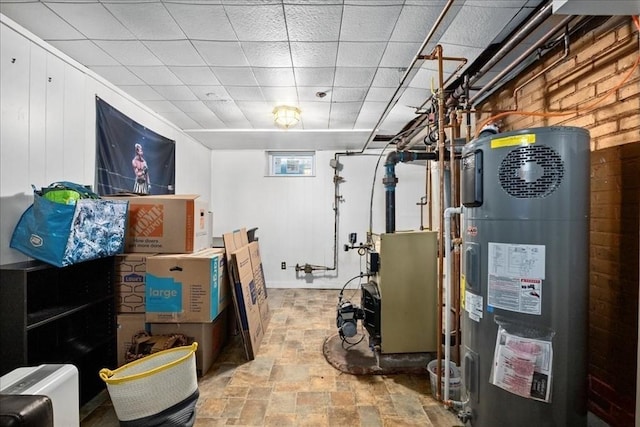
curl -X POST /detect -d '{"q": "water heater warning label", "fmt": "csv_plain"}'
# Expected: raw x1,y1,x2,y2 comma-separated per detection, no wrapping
487,242,545,315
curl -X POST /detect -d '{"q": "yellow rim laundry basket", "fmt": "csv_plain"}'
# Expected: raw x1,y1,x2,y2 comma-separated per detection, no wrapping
99,342,198,422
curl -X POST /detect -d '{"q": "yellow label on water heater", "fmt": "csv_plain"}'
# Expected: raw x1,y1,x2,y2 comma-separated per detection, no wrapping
490,133,536,148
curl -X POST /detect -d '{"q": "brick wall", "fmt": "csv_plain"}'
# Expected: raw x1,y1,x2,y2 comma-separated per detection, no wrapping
476,17,639,427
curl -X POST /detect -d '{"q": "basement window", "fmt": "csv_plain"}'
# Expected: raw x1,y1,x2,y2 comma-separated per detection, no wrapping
267,151,315,176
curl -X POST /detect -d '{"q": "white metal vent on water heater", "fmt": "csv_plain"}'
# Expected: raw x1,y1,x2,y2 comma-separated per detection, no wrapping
460,127,590,427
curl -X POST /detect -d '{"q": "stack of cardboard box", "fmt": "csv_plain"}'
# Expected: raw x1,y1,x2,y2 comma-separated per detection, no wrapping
113,195,229,376
223,228,270,360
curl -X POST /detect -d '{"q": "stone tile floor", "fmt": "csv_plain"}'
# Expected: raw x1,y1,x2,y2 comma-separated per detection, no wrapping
82,288,463,426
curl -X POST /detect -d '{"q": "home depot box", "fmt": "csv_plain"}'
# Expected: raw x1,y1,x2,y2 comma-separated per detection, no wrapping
145,248,229,323
116,314,147,367
115,253,156,313
150,309,228,376
231,246,264,359
247,241,270,330
108,194,211,253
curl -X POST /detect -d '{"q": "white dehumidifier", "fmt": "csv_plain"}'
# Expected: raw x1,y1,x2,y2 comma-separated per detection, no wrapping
0,364,79,427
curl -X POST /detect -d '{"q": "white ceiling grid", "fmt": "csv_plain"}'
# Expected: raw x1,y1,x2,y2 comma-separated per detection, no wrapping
0,0,545,150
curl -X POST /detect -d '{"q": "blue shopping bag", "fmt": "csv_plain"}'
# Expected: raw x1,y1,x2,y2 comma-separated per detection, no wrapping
10,182,129,267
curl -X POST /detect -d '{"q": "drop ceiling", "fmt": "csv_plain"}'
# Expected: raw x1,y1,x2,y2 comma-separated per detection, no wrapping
0,0,551,150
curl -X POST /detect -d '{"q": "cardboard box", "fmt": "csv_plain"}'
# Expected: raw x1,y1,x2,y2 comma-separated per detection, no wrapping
231,246,264,359
150,310,228,376
248,241,270,330
116,314,147,367
115,253,156,313
109,194,211,254
145,248,229,323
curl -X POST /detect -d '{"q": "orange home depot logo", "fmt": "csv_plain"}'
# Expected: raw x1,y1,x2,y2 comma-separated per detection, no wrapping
130,204,164,237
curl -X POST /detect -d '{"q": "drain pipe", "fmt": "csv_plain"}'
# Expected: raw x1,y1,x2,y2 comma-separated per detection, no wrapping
384,151,438,234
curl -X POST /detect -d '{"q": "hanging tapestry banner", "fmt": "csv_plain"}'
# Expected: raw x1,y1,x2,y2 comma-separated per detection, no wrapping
95,97,175,196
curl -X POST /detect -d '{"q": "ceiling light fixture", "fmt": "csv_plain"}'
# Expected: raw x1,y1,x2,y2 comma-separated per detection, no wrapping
273,105,301,129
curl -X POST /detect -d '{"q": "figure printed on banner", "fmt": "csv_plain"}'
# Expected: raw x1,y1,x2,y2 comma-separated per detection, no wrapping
132,143,151,194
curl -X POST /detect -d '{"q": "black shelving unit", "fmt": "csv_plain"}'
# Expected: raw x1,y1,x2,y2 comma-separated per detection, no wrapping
0,257,117,406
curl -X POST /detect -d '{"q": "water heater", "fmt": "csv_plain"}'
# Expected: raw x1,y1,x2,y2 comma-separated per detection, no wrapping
460,127,590,426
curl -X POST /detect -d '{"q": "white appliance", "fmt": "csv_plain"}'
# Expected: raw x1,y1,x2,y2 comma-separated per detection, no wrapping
0,364,79,427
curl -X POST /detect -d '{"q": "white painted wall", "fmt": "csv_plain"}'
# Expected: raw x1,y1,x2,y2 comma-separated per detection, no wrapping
211,150,429,288
0,17,211,266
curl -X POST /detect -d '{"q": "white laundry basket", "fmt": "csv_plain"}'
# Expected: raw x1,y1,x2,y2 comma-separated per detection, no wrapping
99,342,199,425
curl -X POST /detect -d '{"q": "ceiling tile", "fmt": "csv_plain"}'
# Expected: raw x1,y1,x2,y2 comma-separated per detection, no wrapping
143,41,206,66
128,66,183,85
464,0,529,6
284,4,342,42
332,87,368,103
194,41,249,67
253,68,296,87
169,67,220,86
390,4,445,42
236,101,273,128
46,3,134,39
94,41,162,66
294,68,335,87
291,42,338,68
340,3,402,42
212,67,258,86
203,100,249,124
164,3,236,40
379,42,422,68
151,85,198,101
89,66,144,85
224,4,287,41
227,86,265,102
334,67,376,87
242,42,292,67
330,101,362,127
104,3,185,40
365,87,397,102
371,67,405,88
48,40,118,66
189,111,226,129
158,111,200,129
0,3,85,40
261,87,299,104
190,85,231,101
399,87,430,111
142,100,182,113
118,85,164,101
298,87,333,102
171,100,212,113
440,5,521,49
336,42,386,67
357,101,389,121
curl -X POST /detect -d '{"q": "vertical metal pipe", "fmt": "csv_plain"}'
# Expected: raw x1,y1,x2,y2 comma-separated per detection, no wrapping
449,111,462,365
436,44,446,400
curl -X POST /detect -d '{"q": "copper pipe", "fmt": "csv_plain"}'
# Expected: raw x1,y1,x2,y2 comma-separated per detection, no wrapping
469,14,575,106
436,43,446,401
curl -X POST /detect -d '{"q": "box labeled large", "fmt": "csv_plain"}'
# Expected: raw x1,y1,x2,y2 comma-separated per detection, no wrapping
116,314,147,367
115,253,156,313
150,310,228,376
145,249,229,323
110,194,211,253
